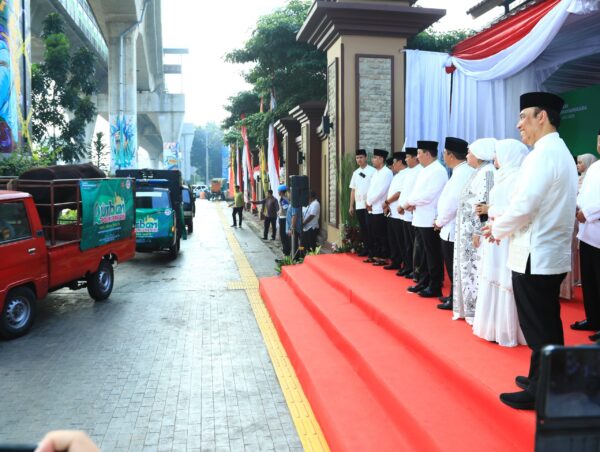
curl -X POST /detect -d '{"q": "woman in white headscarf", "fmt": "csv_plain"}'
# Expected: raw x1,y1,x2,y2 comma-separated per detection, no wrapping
473,139,528,347
453,138,496,324
577,153,598,191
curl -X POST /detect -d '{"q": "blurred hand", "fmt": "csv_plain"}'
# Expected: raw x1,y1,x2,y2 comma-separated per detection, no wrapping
36,431,99,452
472,235,481,249
576,209,586,223
397,206,404,215
349,206,355,217
481,224,500,245
406,205,415,212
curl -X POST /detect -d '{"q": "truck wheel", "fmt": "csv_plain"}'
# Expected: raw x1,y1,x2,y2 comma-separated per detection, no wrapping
87,260,114,301
0,287,36,339
168,237,180,259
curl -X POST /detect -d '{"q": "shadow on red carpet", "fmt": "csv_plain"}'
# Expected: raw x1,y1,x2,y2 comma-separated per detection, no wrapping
259,253,588,452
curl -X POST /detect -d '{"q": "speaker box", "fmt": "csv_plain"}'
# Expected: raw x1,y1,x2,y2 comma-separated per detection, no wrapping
290,175,309,208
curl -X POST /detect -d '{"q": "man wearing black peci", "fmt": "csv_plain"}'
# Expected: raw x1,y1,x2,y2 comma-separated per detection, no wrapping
484,92,578,410
349,149,376,257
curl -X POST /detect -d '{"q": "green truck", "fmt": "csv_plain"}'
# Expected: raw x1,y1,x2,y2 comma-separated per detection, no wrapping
116,169,186,259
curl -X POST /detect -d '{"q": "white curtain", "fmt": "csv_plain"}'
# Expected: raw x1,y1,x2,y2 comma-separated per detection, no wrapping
405,50,451,153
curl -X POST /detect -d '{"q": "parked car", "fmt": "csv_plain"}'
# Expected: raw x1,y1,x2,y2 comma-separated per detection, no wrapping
0,178,136,339
182,185,195,233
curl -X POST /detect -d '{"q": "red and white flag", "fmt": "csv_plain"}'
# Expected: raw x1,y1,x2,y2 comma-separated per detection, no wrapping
267,93,281,200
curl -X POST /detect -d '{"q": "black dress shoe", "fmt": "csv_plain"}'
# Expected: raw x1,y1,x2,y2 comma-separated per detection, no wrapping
408,283,427,293
437,300,453,310
571,320,599,331
515,375,530,390
438,295,449,302
373,260,388,266
418,287,443,298
404,272,415,280
590,331,600,341
383,264,400,270
499,390,535,410
397,268,411,277
357,251,369,257
363,258,375,263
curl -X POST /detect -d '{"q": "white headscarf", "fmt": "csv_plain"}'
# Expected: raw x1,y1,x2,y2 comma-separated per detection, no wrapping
495,139,529,185
469,138,497,162
578,153,598,175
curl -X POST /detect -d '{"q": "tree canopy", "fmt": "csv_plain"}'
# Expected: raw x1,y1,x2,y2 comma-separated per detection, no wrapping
31,13,97,163
191,123,225,184
406,28,475,53
223,0,326,148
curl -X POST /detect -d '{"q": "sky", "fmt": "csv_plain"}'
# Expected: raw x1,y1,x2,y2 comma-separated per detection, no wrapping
161,0,509,128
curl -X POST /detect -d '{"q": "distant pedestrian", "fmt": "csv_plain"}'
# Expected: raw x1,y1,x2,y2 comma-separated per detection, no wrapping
252,190,279,240
302,190,320,252
230,185,244,228
278,185,291,256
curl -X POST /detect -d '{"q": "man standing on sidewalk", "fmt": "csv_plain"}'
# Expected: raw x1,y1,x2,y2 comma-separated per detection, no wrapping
231,185,244,228
252,190,279,240
278,185,291,256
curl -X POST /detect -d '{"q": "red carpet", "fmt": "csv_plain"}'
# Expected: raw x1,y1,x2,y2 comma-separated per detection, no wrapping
259,253,589,452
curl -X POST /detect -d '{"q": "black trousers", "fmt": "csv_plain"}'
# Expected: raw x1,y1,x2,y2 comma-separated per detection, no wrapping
417,227,444,290
279,218,291,256
413,226,427,285
387,217,404,267
232,207,243,226
263,217,276,239
441,238,454,297
401,220,414,273
302,228,319,252
367,214,387,259
581,241,600,327
356,208,369,252
512,258,566,395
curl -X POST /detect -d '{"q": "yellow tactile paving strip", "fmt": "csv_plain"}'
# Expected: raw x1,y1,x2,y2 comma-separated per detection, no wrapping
218,205,330,452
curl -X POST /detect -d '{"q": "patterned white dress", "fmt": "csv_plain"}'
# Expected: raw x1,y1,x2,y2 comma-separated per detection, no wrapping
452,163,495,324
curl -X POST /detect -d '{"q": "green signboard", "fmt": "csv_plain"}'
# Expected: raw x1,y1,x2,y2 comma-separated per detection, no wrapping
560,84,600,156
80,179,135,251
135,208,174,244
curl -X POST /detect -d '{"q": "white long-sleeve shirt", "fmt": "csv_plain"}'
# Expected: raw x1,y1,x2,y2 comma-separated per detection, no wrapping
349,165,376,210
434,161,474,242
366,166,393,215
387,169,408,220
492,132,578,275
407,160,449,228
577,159,600,249
398,165,422,222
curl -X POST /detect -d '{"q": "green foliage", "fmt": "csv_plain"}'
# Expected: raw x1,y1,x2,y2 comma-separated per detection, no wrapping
275,254,302,273
406,28,475,53
0,147,58,176
338,153,359,229
223,0,326,149
89,132,108,173
31,13,98,163
190,123,225,184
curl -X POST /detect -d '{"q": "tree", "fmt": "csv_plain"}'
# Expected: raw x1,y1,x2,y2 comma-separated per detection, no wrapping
89,132,108,173
191,123,225,184
31,13,97,163
223,0,326,149
406,28,475,53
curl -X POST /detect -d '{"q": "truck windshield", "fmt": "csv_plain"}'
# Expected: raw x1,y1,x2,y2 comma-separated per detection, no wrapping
182,189,191,203
135,190,171,209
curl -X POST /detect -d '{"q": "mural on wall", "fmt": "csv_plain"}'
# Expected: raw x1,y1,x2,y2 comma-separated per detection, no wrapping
163,142,180,170
1,0,30,154
110,114,137,171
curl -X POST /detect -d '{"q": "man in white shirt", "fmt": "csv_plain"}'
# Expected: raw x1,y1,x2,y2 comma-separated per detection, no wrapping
364,148,393,264
349,149,376,257
302,190,320,253
383,152,408,271
434,137,474,310
397,147,422,278
406,141,449,298
485,92,578,410
575,132,600,341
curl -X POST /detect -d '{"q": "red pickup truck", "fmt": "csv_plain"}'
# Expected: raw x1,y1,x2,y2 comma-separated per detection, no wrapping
0,178,136,339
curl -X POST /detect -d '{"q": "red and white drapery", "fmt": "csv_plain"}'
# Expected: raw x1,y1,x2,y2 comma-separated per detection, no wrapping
446,0,599,81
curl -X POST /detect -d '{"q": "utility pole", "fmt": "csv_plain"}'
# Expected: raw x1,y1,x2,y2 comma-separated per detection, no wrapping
205,132,209,185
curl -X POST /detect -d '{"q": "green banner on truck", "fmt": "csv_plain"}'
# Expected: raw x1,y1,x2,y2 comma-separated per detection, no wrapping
80,179,135,251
